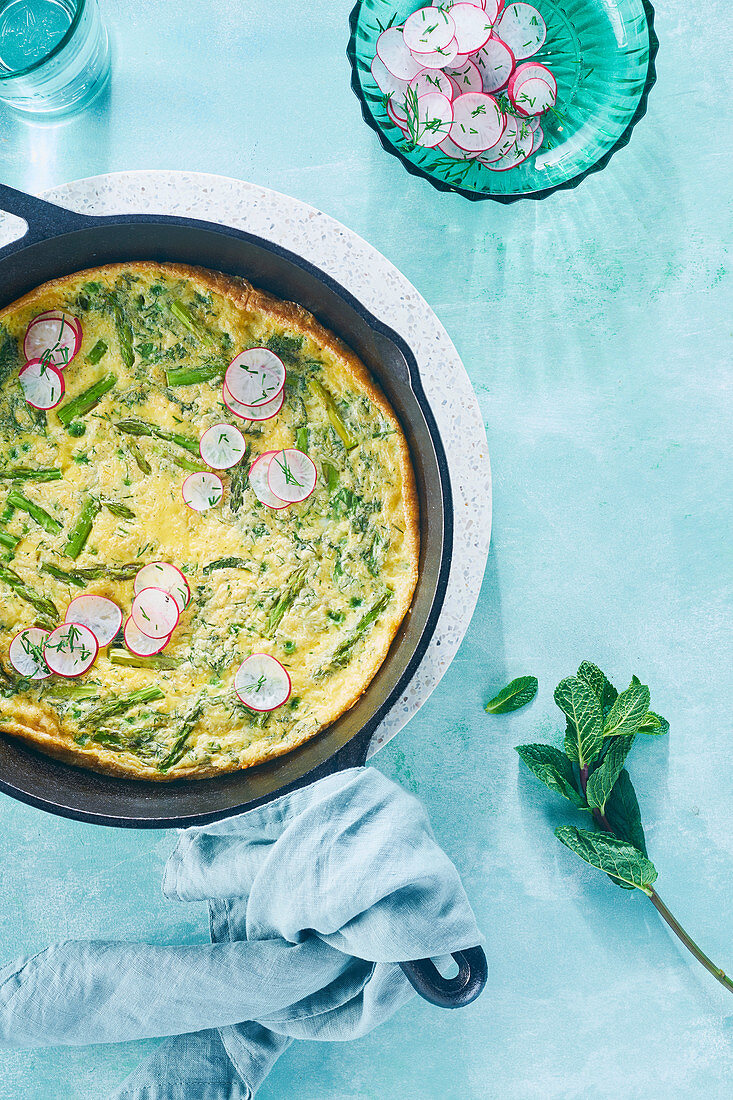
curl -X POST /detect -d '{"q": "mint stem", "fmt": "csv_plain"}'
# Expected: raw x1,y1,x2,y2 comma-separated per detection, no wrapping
579,760,732,992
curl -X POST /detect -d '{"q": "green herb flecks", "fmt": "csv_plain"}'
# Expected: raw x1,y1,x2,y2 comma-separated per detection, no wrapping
0,564,59,621
57,374,117,427
6,489,62,535
115,417,199,455
485,675,538,714
64,497,101,560
515,661,731,994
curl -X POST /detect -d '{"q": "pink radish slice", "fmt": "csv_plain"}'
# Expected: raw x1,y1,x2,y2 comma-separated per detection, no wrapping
508,61,557,98
235,653,291,711
200,422,246,470
124,616,171,656
411,91,453,148
525,112,541,131
450,92,505,151
448,3,494,52
225,348,285,408
446,57,483,94
9,627,51,680
65,595,122,648
403,6,456,53
494,3,546,59
44,622,99,677
530,123,544,153
23,312,80,370
474,37,515,92
480,113,518,161
387,94,408,126
510,76,555,114
483,115,534,168
134,562,190,613
182,471,224,512
18,359,65,410
371,55,409,99
131,587,180,640
437,134,482,159
267,448,318,505
249,452,290,510
408,37,459,69
376,27,425,80
222,382,284,422
409,69,454,100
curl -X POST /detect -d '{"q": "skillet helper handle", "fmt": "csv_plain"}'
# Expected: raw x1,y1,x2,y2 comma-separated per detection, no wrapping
0,183,92,251
400,946,487,1008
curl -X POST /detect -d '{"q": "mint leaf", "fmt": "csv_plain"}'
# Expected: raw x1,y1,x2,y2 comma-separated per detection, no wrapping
555,826,657,892
553,677,604,766
638,711,669,736
515,743,586,808
485,675,538,714
602,678,650,738
577,660,618,715
605,769,647,856
586,735,634,812
564,720,579,761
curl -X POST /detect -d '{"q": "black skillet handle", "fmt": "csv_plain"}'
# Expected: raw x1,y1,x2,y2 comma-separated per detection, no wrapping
0,182,92,253
319,730,488,1010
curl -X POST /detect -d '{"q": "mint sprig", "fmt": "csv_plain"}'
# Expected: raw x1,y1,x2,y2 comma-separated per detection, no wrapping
516,661,732,994
485,675,538,714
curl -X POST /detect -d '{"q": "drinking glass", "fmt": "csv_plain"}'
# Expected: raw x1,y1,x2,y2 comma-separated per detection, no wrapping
0,0,110,116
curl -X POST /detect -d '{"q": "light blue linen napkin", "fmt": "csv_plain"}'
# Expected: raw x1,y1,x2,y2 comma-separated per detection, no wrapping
0,767,481,1098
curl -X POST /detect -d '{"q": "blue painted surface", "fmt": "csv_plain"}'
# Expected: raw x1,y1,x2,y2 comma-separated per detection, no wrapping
0,1,731,1096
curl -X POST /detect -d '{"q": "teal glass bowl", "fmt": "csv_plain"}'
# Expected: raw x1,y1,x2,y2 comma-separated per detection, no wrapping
348,0,657,201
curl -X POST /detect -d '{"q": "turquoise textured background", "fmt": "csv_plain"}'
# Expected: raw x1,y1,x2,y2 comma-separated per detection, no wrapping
0,1,731,1096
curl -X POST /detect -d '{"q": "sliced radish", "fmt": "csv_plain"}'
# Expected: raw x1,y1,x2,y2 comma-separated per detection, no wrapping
410,91,453,148
9,627,51,680
483,114,534,168
182,471,224,512
474,37,515,92
376,27,425,80
235,653,291,711
408,37,459,69
494,3,546,60
387,94,408,126
508,60,557,98
65,595,122,648
249,451,290,510
510,76,555,114
530,123,544,153
409,68,454,101
18,359,65,410
450,92,505,151
23,311,80,370
131,587,180,640
222,382,284,422
225,348,285,408
123,615,171,656
445,57,483,94
134,562,190,613
526,112,541,131
447,3,493,52
43,622,98,678
200,422,247,470
267,448,318,505
437,134,482,159
403,6,456,54
371,55,409,99
480,112,519,161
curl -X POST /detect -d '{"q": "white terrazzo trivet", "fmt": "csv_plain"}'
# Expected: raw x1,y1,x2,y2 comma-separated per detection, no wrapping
0,170,491,757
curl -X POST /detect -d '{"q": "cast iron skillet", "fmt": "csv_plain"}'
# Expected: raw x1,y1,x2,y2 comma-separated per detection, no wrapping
0,183,487,1008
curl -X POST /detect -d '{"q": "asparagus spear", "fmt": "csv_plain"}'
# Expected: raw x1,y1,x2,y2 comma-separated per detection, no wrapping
115,418,199,455
311,379,357,450
202,556,252,575
57,374,117,427
6,489,62,535
45,682,100,701
101,499,136,520
86,339,108,365
64,497,101,560
108,649,181,671
158,703,203,773
264,565,309,638
0,530,20,552
322,461,339,492
296,426,308,453
85,685,165,728
169,300,216,347
0,565,59,621
125,441,152,475
0,467,62,483
325,589,393,672
42,561,140,585
166,363,225,387
114,303,135,368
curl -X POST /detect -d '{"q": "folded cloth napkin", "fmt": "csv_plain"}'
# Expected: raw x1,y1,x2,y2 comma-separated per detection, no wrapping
0,767,481,1098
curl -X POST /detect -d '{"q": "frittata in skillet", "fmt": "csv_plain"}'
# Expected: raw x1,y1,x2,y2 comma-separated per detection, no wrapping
0,263,419,779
